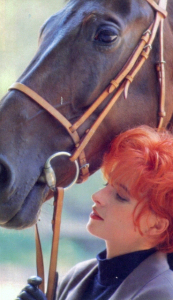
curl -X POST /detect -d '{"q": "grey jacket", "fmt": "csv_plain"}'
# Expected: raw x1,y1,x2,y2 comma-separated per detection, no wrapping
57,252,173,300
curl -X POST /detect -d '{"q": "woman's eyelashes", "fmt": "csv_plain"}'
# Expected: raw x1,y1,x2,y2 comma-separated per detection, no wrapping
116,192,129,202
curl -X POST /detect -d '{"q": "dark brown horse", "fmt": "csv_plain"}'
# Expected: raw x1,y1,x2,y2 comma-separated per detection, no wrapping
0,0,173,229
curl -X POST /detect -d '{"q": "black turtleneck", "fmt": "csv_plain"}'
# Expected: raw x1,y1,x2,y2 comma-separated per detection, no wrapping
82,248,156,300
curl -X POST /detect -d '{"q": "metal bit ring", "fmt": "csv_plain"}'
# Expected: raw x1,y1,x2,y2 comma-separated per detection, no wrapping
44,151,79,191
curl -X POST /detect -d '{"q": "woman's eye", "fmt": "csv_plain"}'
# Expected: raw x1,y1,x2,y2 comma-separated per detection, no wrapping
116,193,128,202
94,27,118,43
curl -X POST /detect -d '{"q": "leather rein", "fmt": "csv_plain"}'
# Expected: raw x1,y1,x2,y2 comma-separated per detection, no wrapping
9,0,168,299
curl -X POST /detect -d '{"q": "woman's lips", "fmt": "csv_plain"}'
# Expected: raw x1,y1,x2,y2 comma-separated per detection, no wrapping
90,208,104,221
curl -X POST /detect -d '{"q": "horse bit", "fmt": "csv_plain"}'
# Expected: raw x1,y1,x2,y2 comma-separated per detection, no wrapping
10,0,168,299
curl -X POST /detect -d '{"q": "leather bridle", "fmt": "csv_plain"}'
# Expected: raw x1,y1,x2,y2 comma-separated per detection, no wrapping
9,0,168,184
9,0,168,299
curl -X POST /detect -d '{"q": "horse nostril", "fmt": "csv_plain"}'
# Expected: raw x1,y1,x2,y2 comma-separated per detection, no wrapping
0,159,15,191
0,163,8,185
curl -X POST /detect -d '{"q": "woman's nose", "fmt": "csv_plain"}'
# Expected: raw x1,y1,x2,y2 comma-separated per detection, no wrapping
92,187,106,205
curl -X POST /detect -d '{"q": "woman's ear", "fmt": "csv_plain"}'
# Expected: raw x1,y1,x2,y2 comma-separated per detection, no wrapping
148,216,169,237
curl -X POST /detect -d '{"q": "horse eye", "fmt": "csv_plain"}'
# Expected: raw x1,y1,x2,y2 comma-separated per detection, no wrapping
94,27,118,43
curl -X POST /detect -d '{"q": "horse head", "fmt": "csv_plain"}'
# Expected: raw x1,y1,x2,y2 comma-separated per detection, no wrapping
0,0,173,229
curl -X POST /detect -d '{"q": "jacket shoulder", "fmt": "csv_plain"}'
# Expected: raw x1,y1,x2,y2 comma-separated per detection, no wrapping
133,269,173,300
57,259,97,299
115,252,173,300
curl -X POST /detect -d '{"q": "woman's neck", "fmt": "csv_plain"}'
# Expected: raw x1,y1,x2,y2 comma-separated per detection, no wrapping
106,241,154,259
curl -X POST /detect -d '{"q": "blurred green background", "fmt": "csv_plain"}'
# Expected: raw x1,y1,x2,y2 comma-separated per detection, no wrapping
0,1,105,299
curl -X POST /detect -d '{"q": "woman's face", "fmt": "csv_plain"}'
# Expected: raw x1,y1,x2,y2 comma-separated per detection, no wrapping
87,183,155,258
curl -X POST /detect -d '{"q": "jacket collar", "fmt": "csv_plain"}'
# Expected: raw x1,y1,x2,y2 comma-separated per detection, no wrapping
110,252,168,300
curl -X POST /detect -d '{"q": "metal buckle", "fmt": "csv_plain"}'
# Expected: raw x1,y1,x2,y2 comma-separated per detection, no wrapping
44,151,79,191
143,44,152,50
143,29,151,36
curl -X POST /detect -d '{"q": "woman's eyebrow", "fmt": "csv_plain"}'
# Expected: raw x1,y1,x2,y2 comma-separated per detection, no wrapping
119,183,131,195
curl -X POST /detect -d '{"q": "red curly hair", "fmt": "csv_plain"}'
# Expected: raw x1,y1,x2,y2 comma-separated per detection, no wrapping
102,125,173,253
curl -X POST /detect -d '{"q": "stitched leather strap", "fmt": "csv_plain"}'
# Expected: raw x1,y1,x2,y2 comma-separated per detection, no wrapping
69,25,152,135
69,17,162,161
157,18,166,129
146,0,167,17
35,188,64,300
9,83,79,144
70,0,168,160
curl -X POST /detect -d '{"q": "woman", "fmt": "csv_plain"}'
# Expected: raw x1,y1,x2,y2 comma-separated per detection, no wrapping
17,126,173,300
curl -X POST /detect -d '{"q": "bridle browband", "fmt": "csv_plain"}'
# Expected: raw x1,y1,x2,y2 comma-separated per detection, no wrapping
9,1,168,299
9,0,168,184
